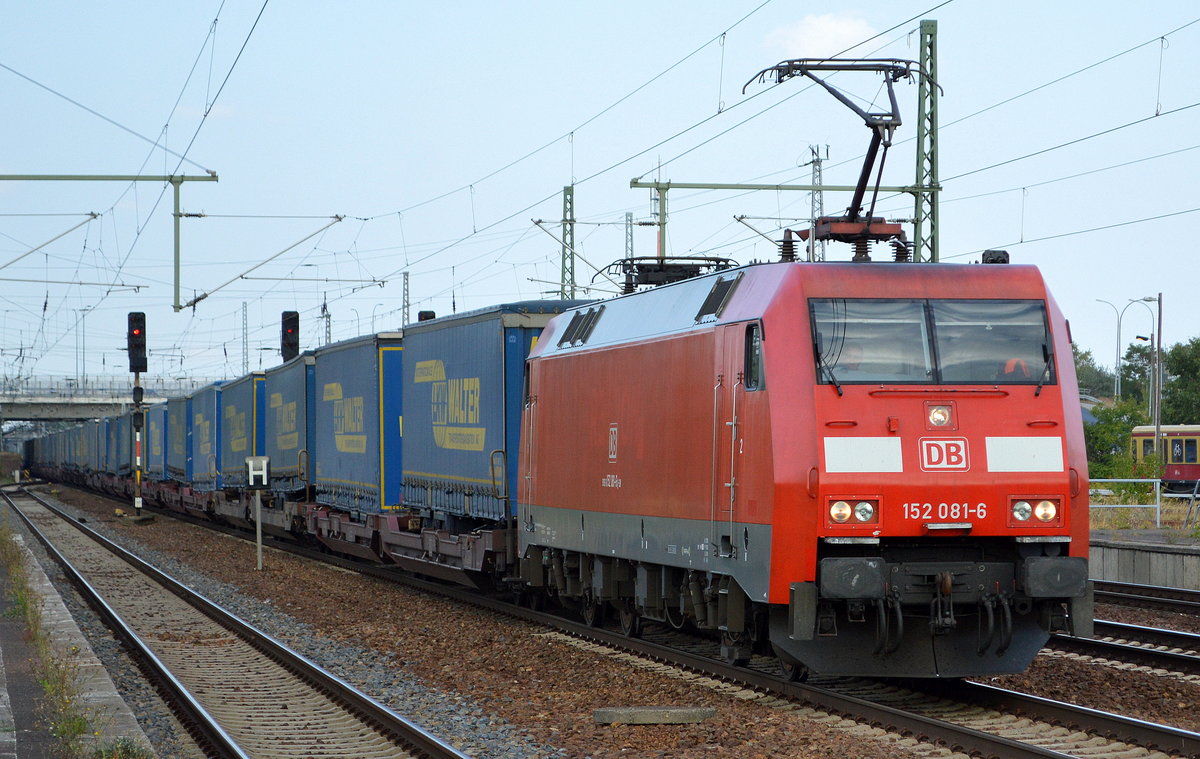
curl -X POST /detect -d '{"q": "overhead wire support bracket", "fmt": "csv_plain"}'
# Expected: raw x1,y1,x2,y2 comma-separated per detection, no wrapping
181,215,344,310
0,173,219,309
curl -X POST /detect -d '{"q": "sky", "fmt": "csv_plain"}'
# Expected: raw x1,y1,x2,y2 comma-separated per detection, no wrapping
1,1,1196,387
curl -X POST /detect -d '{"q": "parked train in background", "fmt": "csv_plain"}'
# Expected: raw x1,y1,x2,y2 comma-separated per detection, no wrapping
25,257,1093,680
1131,425,1200,492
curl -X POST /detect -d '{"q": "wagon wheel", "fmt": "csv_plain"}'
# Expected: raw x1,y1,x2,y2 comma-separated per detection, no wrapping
618,604,642,638
581,591,605,627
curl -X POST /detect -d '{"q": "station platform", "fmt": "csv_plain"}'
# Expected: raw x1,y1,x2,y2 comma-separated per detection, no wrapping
0,529,153,757
1091,528,1200,590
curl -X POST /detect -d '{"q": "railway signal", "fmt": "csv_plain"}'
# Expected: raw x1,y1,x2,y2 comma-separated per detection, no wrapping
281,311,299,361
127,312,147,373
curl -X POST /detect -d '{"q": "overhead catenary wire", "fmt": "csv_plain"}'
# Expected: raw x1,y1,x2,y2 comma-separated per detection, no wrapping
945,205,1200,260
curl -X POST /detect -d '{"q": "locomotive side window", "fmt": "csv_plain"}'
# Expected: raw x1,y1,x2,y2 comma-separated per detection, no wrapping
811,299,932,384
1188,439,1198,464
810,298,1054,386
932,300,1054,385
745,323,764,390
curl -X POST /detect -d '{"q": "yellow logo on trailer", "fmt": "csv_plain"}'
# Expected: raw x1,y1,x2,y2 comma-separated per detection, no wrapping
414,359,485,451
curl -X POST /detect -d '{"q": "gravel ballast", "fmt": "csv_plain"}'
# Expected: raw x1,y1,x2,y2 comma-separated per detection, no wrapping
27,486,951,758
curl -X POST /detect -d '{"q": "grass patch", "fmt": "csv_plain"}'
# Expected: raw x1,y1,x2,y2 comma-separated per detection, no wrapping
0,517,152,759
1090,489,1199,533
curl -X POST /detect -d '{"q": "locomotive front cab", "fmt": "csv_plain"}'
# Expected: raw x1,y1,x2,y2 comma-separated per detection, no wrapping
773,279,1093,678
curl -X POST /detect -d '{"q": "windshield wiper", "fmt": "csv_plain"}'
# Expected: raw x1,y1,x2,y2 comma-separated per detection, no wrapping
1035,343,1053,397
814,337,844,396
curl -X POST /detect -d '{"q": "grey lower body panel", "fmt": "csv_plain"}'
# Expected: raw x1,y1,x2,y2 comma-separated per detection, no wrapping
518,501,773,602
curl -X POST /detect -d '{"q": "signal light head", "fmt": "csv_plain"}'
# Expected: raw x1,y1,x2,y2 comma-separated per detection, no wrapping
281,311,300,361
127,312,147,373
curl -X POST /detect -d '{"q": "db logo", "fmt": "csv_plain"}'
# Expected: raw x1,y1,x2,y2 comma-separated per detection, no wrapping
919,438,970,471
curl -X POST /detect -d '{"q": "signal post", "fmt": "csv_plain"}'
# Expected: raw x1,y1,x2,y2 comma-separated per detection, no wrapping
127,313,153,524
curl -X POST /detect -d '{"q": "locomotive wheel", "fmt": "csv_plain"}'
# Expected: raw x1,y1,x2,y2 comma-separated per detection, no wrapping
581,592,605,627
528,591,546,611
618,605,642,638
779,657,809,682
720,631,752,666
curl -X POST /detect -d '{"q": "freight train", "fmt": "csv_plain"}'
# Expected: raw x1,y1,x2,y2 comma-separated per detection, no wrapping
26,257,1093,679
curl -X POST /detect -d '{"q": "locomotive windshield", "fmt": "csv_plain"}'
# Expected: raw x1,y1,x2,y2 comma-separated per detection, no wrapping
811,298,1055,386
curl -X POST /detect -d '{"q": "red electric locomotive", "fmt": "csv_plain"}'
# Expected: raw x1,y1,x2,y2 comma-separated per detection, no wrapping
517,259,1092,678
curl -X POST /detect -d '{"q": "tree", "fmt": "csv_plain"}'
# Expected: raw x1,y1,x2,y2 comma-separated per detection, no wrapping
1072,345,1114,398
1163,337,1200,423
1119,342,1153,408
1083,398,1149,478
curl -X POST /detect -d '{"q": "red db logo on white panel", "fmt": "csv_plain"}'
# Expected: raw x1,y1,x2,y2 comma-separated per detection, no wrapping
919,438,970,472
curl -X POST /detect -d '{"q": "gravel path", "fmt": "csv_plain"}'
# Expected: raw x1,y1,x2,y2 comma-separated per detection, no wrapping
33,487,950,759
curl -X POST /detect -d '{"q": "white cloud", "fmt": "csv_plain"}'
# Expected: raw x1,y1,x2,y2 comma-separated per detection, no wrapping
765,13,877,60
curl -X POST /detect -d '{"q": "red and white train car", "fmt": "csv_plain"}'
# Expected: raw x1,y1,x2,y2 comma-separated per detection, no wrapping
1131,424,1200,492
518,260,1092,678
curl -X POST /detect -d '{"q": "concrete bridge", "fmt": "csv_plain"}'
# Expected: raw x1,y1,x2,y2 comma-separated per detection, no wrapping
0,376,219,421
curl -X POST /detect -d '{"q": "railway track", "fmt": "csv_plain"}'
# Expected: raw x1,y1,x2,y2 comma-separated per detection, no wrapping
1050,620,1200,677
30,484,1200,759
1,487,470,759
1095,579,1200,614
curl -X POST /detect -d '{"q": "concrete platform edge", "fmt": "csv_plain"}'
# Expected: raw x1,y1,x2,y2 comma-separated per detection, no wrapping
9,533,155,756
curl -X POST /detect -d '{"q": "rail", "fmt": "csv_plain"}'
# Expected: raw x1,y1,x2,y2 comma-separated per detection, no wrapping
6,487,473,759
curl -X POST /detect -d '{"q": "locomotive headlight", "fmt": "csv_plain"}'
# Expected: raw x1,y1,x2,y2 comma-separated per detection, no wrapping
829,500,852,523
1035,499,1058,522
1012,500,1033,521
928,405,952,427
853,500,876,522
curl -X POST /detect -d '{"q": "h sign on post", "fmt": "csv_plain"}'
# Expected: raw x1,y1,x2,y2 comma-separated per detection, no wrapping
246,456,270,489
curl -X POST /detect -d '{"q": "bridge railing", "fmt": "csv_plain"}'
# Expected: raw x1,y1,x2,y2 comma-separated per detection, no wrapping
0,376,220,399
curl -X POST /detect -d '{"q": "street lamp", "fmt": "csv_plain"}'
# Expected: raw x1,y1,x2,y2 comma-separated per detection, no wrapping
350,308,361,336
371,303,385,332
1096,296,1157,398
